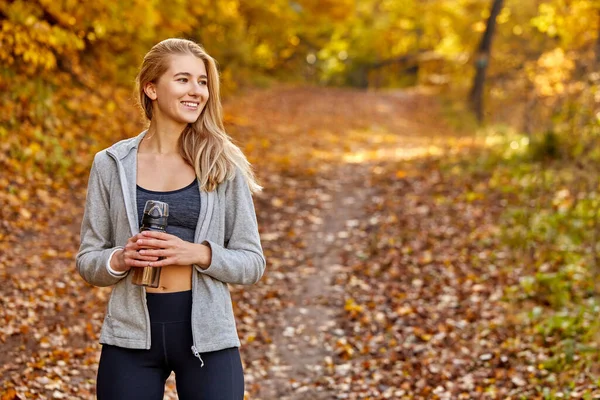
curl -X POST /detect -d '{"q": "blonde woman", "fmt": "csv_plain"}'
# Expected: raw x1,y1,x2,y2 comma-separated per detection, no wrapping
76,38,265,399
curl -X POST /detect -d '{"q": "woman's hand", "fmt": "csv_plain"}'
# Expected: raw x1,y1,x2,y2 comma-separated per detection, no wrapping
110,233,160,273
136,231,212,268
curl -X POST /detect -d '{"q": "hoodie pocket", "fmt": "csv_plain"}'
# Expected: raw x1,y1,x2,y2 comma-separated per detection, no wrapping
105,314,134,339
106,283,147,340
216,281,235,324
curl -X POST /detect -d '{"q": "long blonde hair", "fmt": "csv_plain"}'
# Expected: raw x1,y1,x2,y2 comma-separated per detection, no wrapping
136,38,261,193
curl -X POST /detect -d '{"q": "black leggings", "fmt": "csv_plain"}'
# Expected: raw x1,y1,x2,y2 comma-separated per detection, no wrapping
96,290,244,400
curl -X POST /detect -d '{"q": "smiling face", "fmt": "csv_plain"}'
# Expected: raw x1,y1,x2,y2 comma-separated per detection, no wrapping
144,53,209,129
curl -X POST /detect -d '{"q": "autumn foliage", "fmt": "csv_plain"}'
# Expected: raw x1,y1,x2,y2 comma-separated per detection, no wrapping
2,0,600,399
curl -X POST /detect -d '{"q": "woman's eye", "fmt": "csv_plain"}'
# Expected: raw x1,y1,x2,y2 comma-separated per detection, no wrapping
199,81,207,86
178,78,188,83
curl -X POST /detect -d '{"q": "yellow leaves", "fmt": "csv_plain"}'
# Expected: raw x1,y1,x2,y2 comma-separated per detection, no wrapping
0,22,59,71
24,142,42,158
396,305,414,316
531,3,559,36
105,100,116,113
414,327,432,342
531,1,594,51
465,191,484,202
19,324,29,335
24,16,36,26
260,138,271,149
270,197,284,208
253,43,276,69
299,0,353,21
219,0,240,18
1,388,19,400
472,21,486,33
39,336,51,350
288,35,300,46
552,188,573,213
335,337,355,359
512,25,523,36
224,113,250,127
496,6,511,24
43,249,58,259
344,297,364,317
19,208,32,220
279,47,295,59
395,170,408,179
324,355,335,372
35,188,53,205
528,48,575,97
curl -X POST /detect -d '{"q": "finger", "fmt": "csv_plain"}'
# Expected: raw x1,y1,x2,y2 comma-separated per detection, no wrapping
131,242,154,251
128,255,164,267
131,260,158,268
140,231,172,240
139,249,168,258
126,244,146,253
123,249,157,261
128,234,145,244
123,258,148,268
125,239,143,250
126,241,142,250
132,254,160,262
148,258,176,268
136,238,170,249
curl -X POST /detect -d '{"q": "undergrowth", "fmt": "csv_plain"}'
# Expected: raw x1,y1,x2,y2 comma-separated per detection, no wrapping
441,125,600,396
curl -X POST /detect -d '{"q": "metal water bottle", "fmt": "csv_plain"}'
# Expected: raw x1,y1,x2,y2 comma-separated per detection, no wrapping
131,200,169,288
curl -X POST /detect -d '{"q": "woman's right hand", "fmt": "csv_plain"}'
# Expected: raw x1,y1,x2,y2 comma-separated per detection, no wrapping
110,233,160,273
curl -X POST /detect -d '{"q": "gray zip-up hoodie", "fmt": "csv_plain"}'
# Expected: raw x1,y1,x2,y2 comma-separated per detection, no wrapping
76,131,266,357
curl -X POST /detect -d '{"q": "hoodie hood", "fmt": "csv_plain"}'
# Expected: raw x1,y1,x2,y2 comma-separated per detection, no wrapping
106,130,148,160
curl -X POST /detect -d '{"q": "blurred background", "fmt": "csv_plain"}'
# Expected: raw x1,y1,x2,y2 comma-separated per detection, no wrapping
1,0,600,399
0,0,598,179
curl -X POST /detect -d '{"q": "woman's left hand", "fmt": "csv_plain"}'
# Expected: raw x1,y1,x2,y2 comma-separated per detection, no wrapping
137,231,211,268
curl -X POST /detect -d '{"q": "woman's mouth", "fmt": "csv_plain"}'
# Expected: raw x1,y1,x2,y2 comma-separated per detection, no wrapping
181,101,199,110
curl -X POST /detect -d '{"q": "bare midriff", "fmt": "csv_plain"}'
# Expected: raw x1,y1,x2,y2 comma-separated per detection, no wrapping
145,264,193,293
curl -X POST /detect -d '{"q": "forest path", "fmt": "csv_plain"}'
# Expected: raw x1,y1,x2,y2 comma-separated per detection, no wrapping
218,86,481,399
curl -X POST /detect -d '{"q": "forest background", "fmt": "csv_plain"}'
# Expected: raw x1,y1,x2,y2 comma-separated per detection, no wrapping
1,0,600,398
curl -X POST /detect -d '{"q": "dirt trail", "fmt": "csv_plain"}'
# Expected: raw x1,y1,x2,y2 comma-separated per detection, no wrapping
251,163,374,399
220,86,472,399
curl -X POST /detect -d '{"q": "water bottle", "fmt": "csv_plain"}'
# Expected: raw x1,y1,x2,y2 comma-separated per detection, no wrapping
131,200,169,287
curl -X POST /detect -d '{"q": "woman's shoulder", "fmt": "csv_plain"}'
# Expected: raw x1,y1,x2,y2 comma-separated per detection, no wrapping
94,131,147,164
217,166,244,192
216,166,259,202
91,148,113,167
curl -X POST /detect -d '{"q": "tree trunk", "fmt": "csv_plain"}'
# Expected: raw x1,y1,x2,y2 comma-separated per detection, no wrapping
469,0,505,123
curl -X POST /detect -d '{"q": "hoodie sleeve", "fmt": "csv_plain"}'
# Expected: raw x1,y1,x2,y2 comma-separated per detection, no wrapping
199,169,266,285
76,153,126,287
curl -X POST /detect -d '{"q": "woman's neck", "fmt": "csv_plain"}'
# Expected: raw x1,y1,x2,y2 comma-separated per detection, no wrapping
142,121,185,154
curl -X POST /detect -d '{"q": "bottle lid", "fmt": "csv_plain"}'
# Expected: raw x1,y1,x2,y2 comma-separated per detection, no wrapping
144,200,169,217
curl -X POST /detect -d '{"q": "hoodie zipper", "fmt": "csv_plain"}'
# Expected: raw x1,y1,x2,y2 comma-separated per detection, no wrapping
190,272,204,367
106,148,152,350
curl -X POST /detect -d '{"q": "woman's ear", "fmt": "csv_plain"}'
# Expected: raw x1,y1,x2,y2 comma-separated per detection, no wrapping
144,82,157,100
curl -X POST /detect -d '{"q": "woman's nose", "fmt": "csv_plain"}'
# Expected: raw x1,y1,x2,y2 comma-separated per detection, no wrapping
189,81,206,96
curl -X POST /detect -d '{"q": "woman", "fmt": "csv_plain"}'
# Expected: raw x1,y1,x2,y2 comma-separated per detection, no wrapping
76,38,265,400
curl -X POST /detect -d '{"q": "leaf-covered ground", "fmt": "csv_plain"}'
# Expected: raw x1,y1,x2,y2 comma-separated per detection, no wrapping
1,86,598,399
